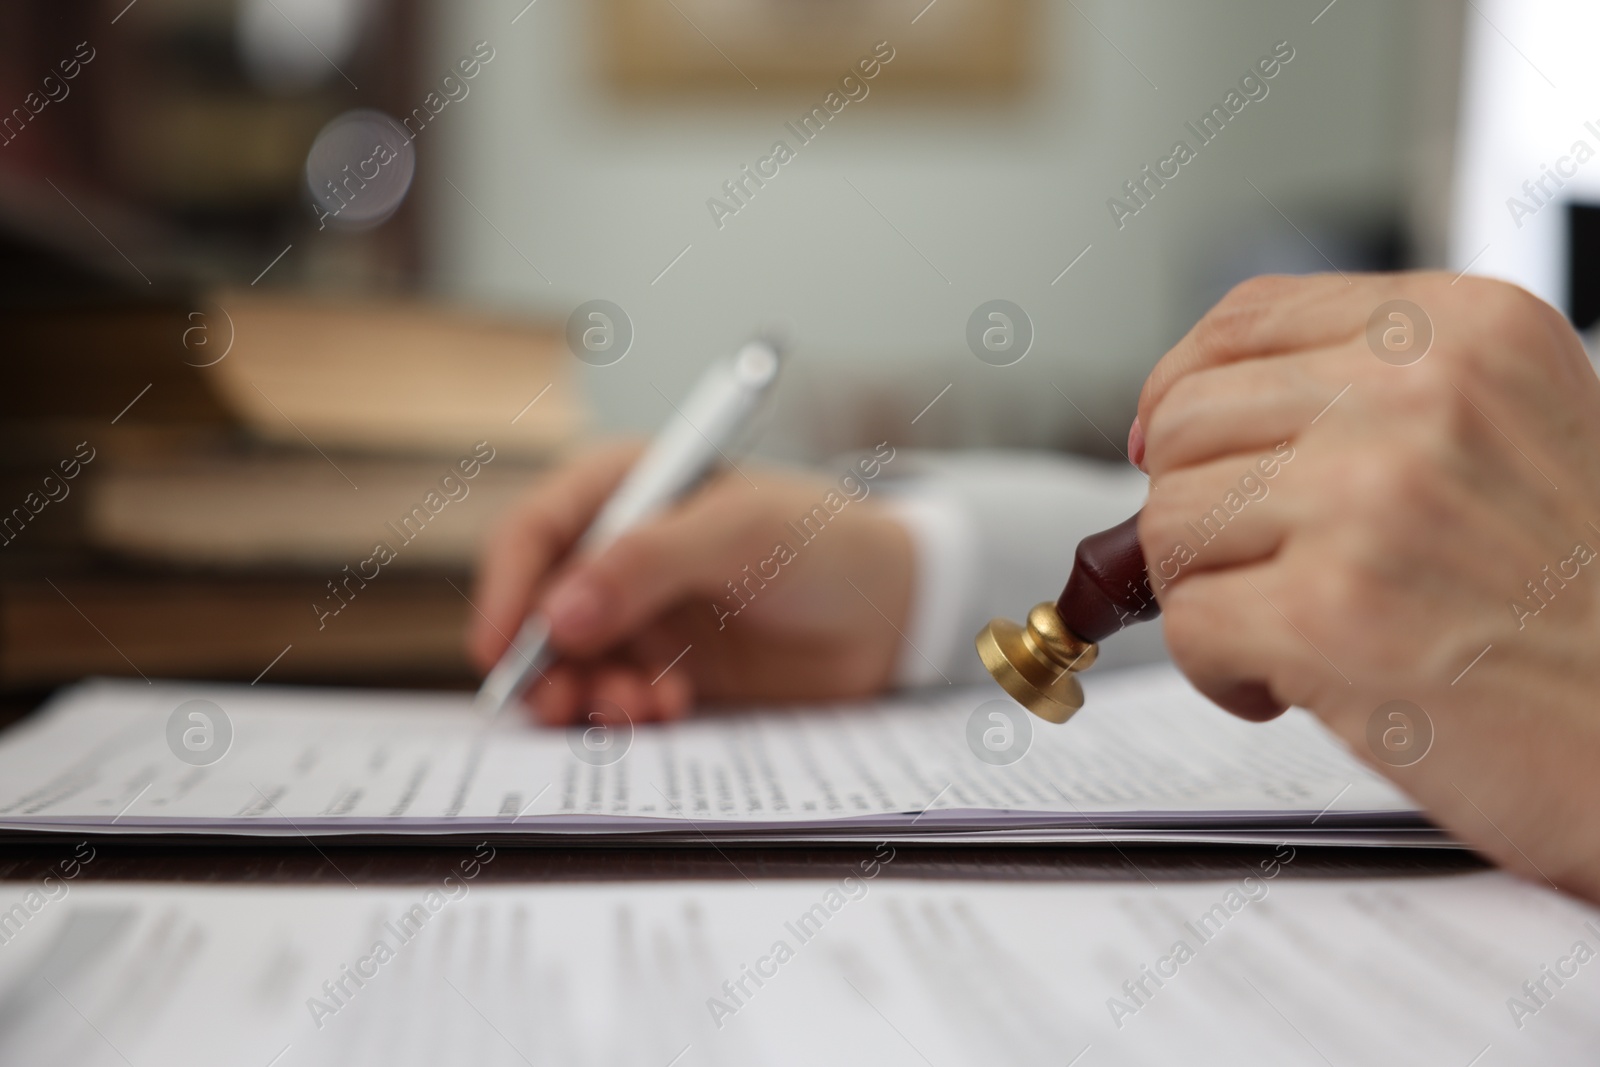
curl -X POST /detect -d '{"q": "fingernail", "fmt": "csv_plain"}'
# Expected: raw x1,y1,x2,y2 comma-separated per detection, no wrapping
1128,417,1146,471
545,579,604,639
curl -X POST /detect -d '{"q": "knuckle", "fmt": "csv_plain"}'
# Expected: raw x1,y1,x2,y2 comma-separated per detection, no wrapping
1325,454,1443,562
1460,276,1537,330
1408,345,1465,396
1425,378,1482,452
1452,278,1553,364
1168,277,1305,388
1382,357,1475,440
1147,370,1212,438
1190,289,1276,359
1223,273,1299,308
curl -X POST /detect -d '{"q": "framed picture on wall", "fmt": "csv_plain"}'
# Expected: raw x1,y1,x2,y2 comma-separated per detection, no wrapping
600,0,1033,92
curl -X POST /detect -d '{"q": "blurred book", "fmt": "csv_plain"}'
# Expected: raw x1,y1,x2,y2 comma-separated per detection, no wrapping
4,289,581,459
85,452,535,570
69,291,577,576
0,569,473,689
200,290,581,458
0,237,581,694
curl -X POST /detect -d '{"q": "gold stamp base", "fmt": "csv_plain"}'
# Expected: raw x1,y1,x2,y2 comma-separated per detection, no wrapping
975,603,1098,724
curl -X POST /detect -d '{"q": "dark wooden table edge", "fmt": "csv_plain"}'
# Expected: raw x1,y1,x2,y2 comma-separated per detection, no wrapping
0,836,1489,886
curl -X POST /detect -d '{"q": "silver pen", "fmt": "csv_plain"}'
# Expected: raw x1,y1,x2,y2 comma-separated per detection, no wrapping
474,337,784,717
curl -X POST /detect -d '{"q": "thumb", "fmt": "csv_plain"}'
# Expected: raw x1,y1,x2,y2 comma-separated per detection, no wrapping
541,479,768,655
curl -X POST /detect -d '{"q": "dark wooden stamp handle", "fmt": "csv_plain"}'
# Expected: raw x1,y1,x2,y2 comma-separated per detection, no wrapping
1054,511,1161,643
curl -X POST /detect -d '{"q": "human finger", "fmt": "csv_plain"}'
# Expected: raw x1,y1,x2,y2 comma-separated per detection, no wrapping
1141,451,1298,581
1137,273,1426,431
1158,561,1331,720
1143,347,1349,478
526,664,584,727
541,476,779,657
468,442,642,670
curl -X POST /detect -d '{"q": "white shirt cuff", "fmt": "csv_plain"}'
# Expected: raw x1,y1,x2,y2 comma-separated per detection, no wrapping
881,487,979,689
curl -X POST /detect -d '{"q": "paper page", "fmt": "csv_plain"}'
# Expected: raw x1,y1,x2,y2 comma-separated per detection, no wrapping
0,665,1420,835
0,869,1592,1065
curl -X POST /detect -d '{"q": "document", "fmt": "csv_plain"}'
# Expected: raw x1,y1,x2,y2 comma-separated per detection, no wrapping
0,665,1428,841
0,870,1593,1065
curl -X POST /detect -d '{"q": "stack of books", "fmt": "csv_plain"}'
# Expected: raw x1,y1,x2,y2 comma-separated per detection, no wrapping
1,287,581,693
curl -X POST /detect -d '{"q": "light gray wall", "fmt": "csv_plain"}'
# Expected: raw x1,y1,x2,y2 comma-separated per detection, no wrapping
423,0,1415,460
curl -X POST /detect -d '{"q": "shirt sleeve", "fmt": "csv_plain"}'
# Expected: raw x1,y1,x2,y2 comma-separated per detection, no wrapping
879,450,1169,688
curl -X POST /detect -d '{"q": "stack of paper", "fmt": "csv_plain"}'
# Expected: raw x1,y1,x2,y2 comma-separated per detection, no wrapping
0,872,1593,1064
0,665,1439,846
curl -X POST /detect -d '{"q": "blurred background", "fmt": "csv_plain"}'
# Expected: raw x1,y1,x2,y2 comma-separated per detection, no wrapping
0,0,1593,701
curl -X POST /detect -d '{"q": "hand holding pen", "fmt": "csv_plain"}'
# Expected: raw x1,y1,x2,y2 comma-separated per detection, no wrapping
469,339,916,725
